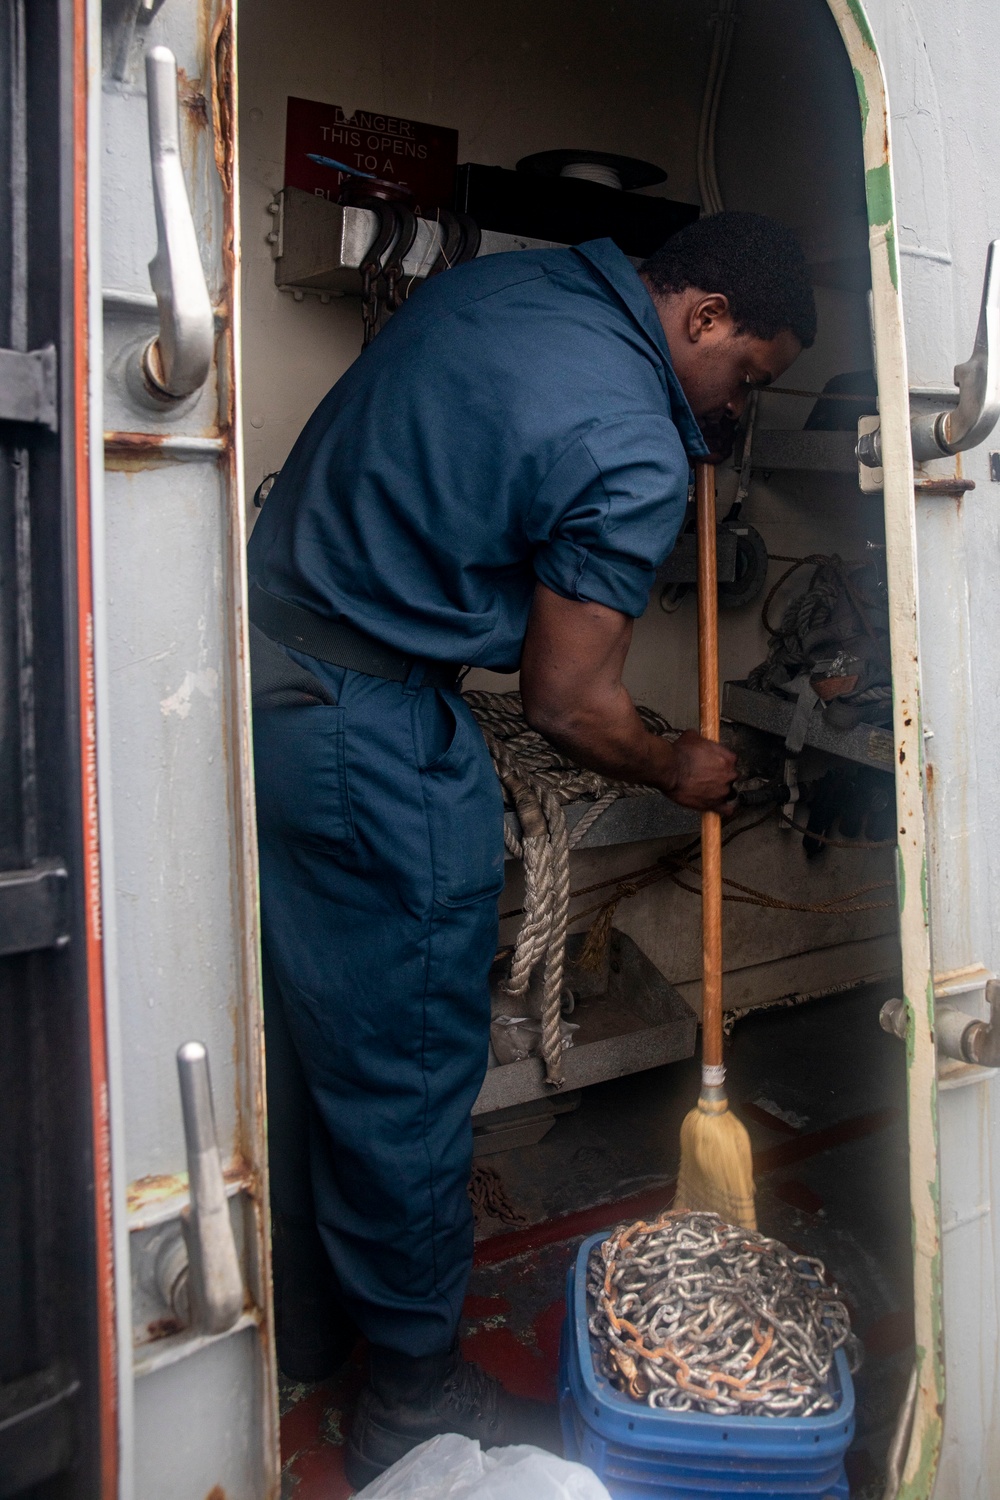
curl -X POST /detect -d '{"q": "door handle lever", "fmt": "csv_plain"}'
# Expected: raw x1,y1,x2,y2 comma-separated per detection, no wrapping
138,47,214,401
859,240,1000,467
936,239,1000,456
176,1041,244,1334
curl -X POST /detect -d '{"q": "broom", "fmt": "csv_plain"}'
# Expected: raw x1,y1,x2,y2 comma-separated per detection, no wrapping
673,461,756,1230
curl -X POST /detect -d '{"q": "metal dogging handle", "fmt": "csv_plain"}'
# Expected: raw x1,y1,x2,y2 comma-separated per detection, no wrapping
858,239,1000,467
139,47,214,400
176,1041,244,1334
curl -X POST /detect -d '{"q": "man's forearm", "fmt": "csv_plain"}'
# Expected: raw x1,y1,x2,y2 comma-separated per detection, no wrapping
519,584,737,812
525,683,680,794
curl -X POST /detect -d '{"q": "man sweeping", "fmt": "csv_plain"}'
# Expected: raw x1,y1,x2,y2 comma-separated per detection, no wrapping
247,210,815,1487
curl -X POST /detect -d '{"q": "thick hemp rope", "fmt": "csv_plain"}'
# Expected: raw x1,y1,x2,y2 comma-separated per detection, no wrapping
588,1210,859,1417
467,691,896,1084
465,690,677,1086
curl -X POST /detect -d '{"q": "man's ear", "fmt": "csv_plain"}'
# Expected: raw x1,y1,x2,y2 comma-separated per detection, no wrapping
688,293,731,343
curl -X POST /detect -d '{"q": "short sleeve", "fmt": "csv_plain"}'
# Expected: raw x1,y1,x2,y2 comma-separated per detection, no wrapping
529,416,691,618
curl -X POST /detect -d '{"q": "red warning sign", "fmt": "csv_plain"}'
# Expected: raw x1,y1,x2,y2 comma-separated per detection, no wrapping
283,97,459,217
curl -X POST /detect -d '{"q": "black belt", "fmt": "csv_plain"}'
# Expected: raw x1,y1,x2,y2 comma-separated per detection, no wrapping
249,583,462,689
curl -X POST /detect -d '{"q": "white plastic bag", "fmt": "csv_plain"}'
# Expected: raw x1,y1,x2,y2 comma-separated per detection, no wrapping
354,1433,612,1499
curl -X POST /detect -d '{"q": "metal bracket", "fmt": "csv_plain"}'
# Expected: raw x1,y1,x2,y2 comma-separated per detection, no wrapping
0,860,69,957
0,346,57,430
881,966,1000,1077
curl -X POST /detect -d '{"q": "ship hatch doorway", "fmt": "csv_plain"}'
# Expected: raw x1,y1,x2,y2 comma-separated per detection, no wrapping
237,0,910,1492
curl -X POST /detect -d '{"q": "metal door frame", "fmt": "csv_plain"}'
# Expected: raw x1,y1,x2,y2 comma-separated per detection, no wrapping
826,3,942,1494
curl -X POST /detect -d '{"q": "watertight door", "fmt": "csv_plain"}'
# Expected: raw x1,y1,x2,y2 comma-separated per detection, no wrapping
98,1,276,1495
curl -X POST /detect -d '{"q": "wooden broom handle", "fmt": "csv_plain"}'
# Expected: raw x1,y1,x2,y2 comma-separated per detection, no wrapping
695,462,724,1072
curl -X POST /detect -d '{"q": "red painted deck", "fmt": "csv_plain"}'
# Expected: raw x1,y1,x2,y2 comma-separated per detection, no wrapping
279,1230,580,1497
278,985,914,1499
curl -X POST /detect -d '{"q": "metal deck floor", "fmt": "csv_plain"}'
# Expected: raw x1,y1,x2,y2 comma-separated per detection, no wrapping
279,980,911,1498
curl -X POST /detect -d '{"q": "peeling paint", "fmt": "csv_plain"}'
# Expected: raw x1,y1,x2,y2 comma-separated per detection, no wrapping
865,162,899,289
127,1171,188,1217
843,0,879,53
160,667,219,719
127,1156,254,1231
853,67,870,136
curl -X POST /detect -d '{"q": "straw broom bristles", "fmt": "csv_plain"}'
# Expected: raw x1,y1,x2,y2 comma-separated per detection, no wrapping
675,1090,756,1228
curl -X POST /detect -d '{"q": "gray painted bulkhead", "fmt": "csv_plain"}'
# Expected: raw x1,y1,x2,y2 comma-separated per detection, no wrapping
98,1,275,1496
861,3,1000,1494
91,0,1000,1494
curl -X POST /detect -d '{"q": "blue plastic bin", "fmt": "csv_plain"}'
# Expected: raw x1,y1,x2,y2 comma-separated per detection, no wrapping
559,1232,854,1500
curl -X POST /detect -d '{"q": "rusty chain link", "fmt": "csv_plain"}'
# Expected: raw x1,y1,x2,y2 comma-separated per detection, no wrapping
588,1210,860,1418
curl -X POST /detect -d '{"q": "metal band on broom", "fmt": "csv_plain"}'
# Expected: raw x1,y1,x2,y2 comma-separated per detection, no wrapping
674,462,756,1229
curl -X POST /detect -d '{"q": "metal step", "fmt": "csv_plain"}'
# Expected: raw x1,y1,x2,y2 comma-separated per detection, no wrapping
722,680,894,772
474,930,696,1113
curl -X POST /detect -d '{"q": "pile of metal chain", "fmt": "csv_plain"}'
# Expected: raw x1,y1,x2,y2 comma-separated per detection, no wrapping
588,1211,857,1417
465,690,676,1086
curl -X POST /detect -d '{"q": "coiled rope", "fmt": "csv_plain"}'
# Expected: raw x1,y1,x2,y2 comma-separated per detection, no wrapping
466,690,677,1086
468,691,896,1085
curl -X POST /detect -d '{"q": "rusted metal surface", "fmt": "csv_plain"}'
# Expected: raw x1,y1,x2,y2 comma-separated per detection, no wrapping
127,1157,255,1232
145,1316,185,1342
210,0,280,1489
103,430,226,466
913,478,976,495
127,1170,188,1218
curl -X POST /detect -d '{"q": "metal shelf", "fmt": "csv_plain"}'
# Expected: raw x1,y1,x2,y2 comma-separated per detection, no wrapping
723,680,894,771
503,793,698,857
748,429,860,474
474,930,696,1113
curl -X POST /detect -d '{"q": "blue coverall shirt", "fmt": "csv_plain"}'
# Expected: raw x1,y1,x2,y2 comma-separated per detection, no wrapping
251,236,709,1359
248,237,708,669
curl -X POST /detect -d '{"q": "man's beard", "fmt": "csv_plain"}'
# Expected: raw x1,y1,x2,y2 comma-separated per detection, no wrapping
697,410,738,464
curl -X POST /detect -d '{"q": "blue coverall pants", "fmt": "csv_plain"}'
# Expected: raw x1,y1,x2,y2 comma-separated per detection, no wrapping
253,657,505,1357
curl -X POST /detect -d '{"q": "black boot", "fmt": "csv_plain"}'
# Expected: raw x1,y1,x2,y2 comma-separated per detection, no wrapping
272,1215,359,1382
345,1341,562,1488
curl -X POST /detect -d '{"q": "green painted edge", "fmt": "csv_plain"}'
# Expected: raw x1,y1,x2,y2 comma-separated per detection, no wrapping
839,6,942,1488
865,160,893,224
852,65,870,137
844,0,878,53
865,162,899,289
897,1227,945,1500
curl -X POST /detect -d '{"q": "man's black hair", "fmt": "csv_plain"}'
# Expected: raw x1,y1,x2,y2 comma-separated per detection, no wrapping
641,211,816,349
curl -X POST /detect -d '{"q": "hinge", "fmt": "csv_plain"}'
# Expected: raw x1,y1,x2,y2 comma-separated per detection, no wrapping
0,346,58,431
0,860,69,957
